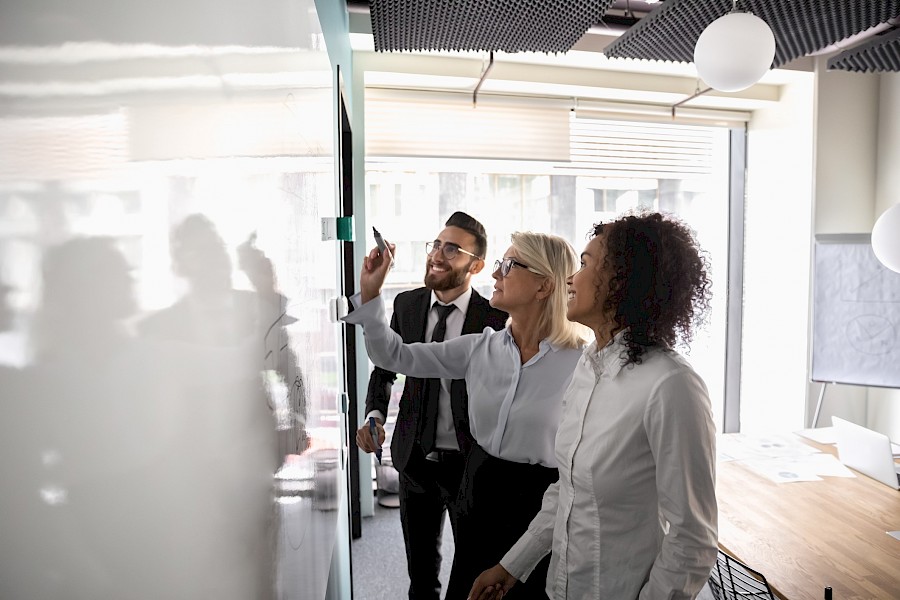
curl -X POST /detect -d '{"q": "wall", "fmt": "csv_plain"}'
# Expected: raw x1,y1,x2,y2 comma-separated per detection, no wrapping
869,71,900,440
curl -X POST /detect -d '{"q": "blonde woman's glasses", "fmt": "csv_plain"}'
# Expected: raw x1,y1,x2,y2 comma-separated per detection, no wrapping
493,257,544,278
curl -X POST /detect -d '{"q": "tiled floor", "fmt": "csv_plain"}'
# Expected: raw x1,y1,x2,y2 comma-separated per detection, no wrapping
351,496,715,600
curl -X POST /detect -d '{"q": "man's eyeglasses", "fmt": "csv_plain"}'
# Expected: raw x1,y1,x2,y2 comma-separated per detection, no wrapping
493,257,544,278
426,241,480,261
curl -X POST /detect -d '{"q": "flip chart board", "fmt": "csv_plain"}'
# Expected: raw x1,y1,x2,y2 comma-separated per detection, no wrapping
811,234,900,388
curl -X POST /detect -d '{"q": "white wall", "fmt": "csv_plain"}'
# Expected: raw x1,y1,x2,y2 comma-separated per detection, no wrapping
869,71,900,440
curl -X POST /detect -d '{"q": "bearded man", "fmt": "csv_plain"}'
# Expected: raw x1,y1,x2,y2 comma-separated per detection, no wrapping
355,211,508,600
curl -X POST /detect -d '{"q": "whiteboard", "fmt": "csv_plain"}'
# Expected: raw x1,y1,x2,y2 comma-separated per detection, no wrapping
0,0,349,597
811,234,900,387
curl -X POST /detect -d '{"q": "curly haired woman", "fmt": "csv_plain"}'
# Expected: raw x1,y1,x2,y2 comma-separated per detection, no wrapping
470,212,718,600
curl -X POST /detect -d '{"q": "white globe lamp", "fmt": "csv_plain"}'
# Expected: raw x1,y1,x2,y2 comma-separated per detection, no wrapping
693,12,776,92
872,204,900,273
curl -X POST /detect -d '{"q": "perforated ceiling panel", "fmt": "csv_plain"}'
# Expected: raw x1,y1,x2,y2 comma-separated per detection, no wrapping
605,0,900,68
370,0,615,53
828,28,900,72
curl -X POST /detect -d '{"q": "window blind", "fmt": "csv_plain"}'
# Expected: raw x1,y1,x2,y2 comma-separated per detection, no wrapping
365,89,571,162
567,116,721,176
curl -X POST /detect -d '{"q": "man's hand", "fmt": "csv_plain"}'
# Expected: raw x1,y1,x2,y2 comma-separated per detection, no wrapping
355,418,385,453
468,564,518,600
360,242,395,304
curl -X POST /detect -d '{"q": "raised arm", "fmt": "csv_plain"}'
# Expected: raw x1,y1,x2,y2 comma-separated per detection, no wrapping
344,241,479,380
639,368,718,600
345,295,477,380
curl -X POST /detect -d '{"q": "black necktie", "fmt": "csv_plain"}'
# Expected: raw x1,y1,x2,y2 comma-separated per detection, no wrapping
420,303,457,454
431,303,457,343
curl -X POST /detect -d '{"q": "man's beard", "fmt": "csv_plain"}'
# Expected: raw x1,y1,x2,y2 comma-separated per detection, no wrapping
424,263,468,291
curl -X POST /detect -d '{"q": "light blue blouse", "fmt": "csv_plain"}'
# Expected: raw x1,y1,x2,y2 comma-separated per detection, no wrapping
344,295,582,467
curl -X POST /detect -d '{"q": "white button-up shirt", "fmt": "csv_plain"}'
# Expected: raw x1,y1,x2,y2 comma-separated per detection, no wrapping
426,289,470,451
500,333,718,599
345,295,582,467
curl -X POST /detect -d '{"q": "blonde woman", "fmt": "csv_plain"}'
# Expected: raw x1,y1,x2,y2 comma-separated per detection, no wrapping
346,231,586,600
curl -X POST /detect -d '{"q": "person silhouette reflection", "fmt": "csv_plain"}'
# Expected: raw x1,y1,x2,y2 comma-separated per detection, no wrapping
1,236,174,599
139,214,258,345
137,214,281,599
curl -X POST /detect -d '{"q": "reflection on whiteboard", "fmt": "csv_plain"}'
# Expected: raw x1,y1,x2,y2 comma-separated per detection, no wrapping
812,234,900,387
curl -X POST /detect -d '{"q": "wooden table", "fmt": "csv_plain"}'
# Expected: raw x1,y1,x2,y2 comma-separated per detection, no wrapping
716,436,900,600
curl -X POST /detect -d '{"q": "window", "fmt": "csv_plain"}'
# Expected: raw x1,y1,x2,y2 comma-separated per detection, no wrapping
366,111,735,433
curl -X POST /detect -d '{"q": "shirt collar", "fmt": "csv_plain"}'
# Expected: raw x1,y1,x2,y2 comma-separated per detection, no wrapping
430,286,472,315
584,329,629,379
501,327,564,366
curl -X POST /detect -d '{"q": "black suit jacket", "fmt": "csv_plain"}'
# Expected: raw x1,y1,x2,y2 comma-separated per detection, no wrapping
364,287,508,474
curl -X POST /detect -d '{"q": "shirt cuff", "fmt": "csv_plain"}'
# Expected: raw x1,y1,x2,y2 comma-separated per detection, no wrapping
499,530,550,583
347,292,362,311
342,293,385,326
365,410,386,424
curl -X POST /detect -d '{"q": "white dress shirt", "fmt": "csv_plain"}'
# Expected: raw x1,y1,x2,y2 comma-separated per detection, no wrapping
364,288,472,452
345,294,582,467
427,289,470,451
500,333,718,599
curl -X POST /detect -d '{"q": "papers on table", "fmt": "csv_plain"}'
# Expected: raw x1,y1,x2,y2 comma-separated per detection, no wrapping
718,433,820,462
717,432,856,484
795,426,838,445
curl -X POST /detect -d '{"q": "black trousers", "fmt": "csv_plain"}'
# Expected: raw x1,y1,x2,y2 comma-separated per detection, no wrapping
398,444,466,600
445,444,559,600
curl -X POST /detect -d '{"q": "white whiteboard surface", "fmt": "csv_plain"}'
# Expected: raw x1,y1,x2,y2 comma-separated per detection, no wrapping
811,234,900,388
0,0,348,597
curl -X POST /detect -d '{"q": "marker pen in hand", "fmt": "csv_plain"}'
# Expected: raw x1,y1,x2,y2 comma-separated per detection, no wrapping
372,227,394,267
369,417,382,464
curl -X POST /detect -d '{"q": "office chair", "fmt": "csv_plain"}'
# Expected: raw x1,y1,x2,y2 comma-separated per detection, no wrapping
707,549,776,600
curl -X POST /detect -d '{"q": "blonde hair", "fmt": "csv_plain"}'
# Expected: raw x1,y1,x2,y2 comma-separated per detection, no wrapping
510,231,588,349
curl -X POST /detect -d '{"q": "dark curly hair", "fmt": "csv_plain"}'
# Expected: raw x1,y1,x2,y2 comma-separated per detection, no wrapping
592,211,712,366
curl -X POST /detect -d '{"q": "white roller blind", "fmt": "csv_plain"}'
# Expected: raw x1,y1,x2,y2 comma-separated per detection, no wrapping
366,89,571,161
568,117,719,176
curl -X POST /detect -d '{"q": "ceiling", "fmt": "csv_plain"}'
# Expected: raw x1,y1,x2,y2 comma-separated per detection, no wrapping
356,0,900,73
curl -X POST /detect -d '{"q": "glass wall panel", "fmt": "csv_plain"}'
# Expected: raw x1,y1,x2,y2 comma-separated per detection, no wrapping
0,1,345,598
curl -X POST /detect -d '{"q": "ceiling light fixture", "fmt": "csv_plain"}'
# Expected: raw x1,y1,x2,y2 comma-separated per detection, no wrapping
693,9,775,92
872,205,900,273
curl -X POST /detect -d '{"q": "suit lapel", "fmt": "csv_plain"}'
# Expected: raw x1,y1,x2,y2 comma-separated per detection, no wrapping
412,288,431,342
461,289,488,335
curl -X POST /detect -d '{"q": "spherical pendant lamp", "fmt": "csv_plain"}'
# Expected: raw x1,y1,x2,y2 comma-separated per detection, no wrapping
693,11,776,92
872,204,900,273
